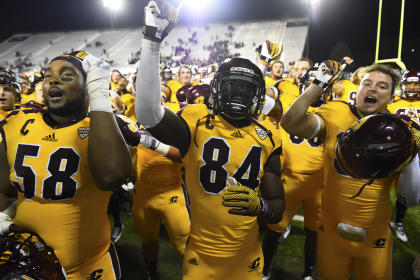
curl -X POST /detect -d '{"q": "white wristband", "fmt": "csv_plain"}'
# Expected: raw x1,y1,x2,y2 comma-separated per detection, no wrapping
155,142,170,156
269,85,280,100
262,95,276,115
309,114,322,139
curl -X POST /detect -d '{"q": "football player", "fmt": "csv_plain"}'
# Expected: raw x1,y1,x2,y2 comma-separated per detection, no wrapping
265,61,285,87
0,51,135,279
387,69,420,243
0,68,21,119
261,65,325,280
132,98,189,280
110,69,122,90
266,58,313,102
332,59,362,106
281,62,411,279
135,1,285,279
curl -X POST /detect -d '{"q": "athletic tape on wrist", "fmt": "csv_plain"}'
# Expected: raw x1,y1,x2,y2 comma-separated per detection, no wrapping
155,142,170,156
262,95,276,115
309,114,321,139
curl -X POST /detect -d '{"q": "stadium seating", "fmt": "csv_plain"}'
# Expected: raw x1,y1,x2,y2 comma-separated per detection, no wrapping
0,20,308,73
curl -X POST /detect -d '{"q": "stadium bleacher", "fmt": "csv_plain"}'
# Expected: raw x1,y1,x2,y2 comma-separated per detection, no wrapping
0,19,308,74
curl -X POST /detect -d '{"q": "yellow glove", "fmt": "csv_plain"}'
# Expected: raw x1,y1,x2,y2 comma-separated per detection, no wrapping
222,177,267,216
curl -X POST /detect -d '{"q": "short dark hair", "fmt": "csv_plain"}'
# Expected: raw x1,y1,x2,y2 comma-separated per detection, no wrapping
297,57,314,68
364,64,400,95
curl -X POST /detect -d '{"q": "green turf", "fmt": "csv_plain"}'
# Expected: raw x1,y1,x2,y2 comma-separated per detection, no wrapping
114,193,420,280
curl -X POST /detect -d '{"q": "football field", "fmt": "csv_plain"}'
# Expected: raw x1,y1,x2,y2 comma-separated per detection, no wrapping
114,192,420,280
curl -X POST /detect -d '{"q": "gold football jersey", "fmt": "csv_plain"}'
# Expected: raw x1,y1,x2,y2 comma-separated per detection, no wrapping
136,101,183,191
317,101,395,235
387,99,420,124
265,76,278,88
179,104,282,256
20,92,36,105
120,92,136,122
1,110,112,270
333,80,358,106
275,79,300,100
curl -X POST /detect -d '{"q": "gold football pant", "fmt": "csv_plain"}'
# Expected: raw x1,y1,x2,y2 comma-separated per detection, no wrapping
267,169,323,233
183,242,263,280
317,221,392,280
132,184,190,255
65,242,121,280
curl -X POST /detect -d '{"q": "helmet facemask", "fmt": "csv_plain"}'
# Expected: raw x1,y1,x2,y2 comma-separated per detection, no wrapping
211,74,264,119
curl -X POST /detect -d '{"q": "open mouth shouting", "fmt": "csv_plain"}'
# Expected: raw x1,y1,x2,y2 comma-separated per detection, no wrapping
364,96,377,105
48,87,64,102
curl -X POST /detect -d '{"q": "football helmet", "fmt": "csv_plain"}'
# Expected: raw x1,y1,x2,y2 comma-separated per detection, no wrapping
335,113,415,180
0,68,21,93
209,58,265,119
401,69,420,100
0,230,66,280
187,84,211,105
176,84,192,102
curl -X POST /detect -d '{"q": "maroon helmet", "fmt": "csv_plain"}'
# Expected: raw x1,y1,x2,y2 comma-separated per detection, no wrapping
401,70,420,100
187,84,211,105
176,85,192,102
0,230,66,280
335,113,415,180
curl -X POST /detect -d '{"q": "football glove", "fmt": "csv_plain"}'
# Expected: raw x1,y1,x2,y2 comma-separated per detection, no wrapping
143,0,184,42
139,129,170,155
81,53,112,112
313,60,343,89
222,177,268,217
0,212,12,236
256,41,283,66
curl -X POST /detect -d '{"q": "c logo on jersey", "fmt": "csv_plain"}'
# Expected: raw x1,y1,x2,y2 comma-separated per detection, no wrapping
78,127,89,139
87,269,103,280
372,238,386,248
248,257,261,272
169,196,178,203
20,118,35,135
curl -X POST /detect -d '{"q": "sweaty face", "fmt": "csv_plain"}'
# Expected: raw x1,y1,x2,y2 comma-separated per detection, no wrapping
356,71,393,117
294,61,311,84
43,60,87,117
0,85,17,111
271,62,284,80
179,67,192,85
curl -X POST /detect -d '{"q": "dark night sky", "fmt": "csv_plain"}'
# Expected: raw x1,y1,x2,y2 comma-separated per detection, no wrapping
2,0,418,70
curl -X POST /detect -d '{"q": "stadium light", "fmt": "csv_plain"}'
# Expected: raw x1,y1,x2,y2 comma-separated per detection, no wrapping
103,0,123,11
183,0,212,16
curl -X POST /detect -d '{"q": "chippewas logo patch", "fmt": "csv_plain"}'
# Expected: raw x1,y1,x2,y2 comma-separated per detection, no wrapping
78,127,89,139
255,128,267,140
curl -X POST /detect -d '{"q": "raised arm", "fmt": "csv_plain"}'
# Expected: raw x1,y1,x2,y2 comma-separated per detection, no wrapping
135,0,189,155
281,60,342,139
82,55,132,191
